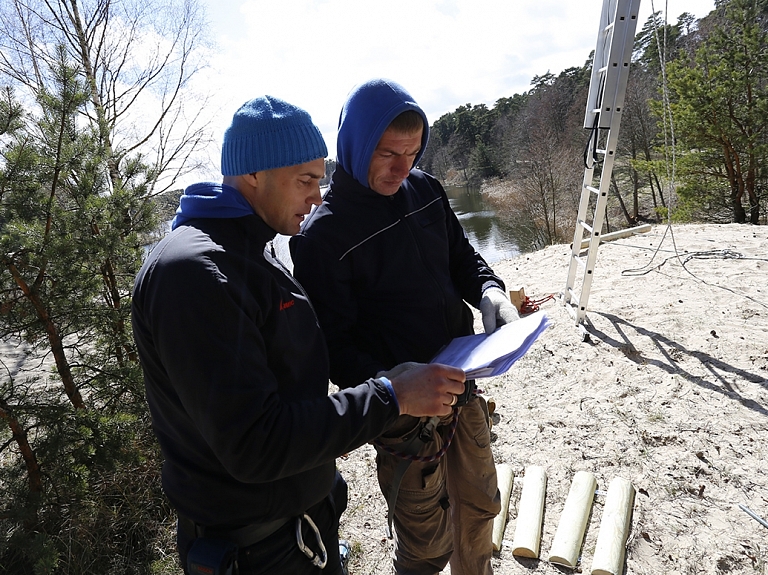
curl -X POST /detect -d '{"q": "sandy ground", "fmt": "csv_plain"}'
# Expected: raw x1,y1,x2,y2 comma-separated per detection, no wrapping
3,222,765,574
338,222,768,575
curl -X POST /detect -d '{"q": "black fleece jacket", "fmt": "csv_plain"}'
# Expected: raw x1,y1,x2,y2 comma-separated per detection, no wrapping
290,166,505,389
131,213,399,527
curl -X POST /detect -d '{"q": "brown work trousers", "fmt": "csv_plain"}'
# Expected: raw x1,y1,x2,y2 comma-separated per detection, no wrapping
375,395,500,575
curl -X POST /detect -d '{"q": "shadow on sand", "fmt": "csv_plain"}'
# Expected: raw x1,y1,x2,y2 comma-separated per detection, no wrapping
583,312,767,419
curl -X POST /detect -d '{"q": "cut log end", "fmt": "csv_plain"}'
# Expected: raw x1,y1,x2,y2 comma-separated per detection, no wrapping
511,547,538,558
549,555,576,568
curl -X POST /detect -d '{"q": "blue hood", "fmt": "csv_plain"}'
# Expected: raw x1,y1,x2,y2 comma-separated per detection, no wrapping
171,182,254,230
336,79,430,189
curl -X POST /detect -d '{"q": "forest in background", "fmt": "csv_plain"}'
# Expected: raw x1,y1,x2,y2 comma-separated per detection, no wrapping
419,0,768,248
0,0,766,573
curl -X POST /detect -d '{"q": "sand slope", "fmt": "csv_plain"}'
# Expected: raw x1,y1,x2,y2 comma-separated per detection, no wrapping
339,223,768,575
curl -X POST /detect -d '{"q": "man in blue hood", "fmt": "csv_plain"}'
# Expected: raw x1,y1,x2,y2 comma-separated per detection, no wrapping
131,95,466,575
291,80,520,574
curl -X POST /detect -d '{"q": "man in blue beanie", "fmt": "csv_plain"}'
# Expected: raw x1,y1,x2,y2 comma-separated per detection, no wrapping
290,80,520,575
131,95,467,575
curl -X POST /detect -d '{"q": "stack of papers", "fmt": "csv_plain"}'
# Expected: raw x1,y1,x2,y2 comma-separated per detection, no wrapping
430,311,551,378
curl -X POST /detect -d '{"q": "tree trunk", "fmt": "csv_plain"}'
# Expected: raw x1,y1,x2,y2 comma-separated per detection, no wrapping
749,197,760,224
746,157,760,224
548,166,557,242
67,0,120,186
732,187,747,223
0,400,43,500
654,173,667,208
648,173,659,210
4,261,86,410
723,144,747,223
611,174,633,225
538,180,552,245
632,167,639,222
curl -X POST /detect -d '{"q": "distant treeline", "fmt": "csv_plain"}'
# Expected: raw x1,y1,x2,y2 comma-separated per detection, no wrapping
419,0,767,246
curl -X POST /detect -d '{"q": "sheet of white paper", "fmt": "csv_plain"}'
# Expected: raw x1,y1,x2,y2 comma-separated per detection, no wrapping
430,311,550,378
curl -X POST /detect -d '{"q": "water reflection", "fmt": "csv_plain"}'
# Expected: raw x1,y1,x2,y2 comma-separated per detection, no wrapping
445,185,522,264
273,184,529,272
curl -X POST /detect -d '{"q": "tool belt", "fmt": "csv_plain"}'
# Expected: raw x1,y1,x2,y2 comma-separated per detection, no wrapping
177,513,289,549
178,512,328,570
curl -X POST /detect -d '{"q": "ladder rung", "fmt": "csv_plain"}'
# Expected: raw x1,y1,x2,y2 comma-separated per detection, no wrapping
596,149,608,155
585,185,600,195
579,221,594,234
598,66,609,73
571,255,586,271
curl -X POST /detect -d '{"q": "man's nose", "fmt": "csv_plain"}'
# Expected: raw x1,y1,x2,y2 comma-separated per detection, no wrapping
308,182,322,206
393,155,412,177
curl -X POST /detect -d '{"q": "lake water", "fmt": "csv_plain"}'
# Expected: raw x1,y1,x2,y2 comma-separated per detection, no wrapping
274,184,523,270
445,185,521,264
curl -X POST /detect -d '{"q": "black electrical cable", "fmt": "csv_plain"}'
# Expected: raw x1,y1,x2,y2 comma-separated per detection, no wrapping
583,113,601,169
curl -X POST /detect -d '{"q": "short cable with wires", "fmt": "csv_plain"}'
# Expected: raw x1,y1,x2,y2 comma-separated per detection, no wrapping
520,294,555,315
619,245,768,311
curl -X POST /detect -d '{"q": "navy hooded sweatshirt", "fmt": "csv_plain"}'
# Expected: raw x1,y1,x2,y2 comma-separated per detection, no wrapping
131,181,399,527
290,79,505,389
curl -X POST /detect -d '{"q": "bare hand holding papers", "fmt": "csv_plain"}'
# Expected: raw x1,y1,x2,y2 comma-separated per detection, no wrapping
430,311,551,378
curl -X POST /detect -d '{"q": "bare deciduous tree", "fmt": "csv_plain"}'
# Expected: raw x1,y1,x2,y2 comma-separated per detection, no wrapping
0,0,213,195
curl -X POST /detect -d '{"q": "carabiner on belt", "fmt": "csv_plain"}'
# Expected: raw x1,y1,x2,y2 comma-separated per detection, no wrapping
295,513,327,569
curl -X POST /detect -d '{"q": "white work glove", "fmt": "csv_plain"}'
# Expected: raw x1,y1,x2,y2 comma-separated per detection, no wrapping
479,287,520,334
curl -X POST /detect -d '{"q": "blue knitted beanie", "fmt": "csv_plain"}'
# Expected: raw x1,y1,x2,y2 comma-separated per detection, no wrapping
220,96,327,176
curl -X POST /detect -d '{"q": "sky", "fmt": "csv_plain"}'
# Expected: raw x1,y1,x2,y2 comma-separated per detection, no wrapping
187,0,715,184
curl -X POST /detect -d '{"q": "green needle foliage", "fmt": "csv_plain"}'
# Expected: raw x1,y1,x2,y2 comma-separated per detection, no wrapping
0,0,210,570
667,0,768,223
0,47,169,575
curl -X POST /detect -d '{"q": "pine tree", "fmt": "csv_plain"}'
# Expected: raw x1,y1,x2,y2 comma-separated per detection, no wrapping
0,39,168,575
668,0,768,223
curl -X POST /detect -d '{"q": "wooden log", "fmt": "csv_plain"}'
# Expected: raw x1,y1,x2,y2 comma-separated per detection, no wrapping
548,471,597,568
511,466,548,558
590,477,635,575
492,464,515,551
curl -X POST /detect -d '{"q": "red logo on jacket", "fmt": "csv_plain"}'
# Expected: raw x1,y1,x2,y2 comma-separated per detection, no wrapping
279,299,295,311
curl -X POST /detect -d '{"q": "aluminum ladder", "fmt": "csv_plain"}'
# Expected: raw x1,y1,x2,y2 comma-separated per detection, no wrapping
562,0,643,334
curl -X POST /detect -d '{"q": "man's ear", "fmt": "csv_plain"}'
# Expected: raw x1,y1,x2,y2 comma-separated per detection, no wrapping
224,173,261,212
243,172,261,190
